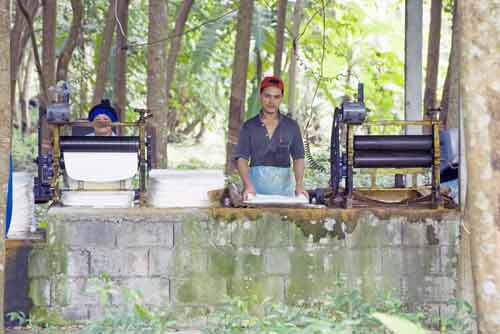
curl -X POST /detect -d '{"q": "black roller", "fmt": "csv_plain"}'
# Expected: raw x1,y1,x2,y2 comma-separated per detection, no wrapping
60,136,140,153
354,151,433,168
354,135,433,151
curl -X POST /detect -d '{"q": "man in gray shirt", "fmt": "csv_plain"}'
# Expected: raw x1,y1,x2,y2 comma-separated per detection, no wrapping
234,76,307,199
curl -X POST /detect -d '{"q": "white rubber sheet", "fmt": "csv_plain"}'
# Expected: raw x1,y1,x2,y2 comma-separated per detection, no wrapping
243,194,309,205
63,152,138,182
61,191,135,208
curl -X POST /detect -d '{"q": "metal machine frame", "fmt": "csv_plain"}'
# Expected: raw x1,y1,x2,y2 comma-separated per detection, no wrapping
327,84,441,209
51,108,151,207
343,120,441,208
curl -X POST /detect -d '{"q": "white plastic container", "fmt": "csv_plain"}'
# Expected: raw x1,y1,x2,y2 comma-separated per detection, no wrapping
147,169,224,208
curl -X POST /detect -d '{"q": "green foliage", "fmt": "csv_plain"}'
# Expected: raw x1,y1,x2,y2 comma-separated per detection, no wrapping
79,276,176,334
372,313,427,334
203,281,474,334
12,128,37,172
435,299,476,334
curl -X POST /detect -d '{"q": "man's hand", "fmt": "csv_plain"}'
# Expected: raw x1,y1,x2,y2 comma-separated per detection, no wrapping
295,184,309,198
243,185,256,200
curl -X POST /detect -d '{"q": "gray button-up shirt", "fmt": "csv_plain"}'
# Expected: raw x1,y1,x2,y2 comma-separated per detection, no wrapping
234,112,305,168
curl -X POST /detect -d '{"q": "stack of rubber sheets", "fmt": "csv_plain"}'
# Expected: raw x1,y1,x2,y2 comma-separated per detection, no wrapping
8,172,36,239
147,169,225,207
60,136,138,207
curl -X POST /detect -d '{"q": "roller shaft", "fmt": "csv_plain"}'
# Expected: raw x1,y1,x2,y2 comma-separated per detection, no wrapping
60,136,140,153
354,151,433,168
354,135,433,151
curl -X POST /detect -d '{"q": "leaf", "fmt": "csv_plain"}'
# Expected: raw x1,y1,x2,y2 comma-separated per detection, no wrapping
134,303,152,321
372,312,428,334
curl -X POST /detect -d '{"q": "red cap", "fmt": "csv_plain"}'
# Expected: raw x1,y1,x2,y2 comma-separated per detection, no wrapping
260,76,284,94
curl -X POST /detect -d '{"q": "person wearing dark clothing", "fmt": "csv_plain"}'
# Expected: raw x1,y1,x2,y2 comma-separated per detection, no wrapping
234,76,307,199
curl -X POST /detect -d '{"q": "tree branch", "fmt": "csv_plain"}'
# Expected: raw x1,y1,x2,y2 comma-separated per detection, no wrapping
16,0,48,104
56,0,83,82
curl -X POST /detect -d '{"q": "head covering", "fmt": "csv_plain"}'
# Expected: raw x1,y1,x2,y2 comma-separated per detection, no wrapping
88,99,118,122
260,76,284,94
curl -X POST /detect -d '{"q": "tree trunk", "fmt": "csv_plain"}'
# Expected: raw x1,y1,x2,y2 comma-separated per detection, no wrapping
113,0,128,131
41,0,56,153
440,0,459,129
19,49,33,134
10,1,25,130
256,47,262,82
287,0,302,116
42,0,56,102
225,0,254,174
273,0,287,77
10,0,39,135
92,0,116,106
0,1,11,332
21,48,33,133
165,0,193,135
423,0,442,134
460,1,500,332
147,0,168,168
56,0,83,82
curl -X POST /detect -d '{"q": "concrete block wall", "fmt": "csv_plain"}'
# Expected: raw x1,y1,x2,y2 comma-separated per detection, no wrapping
28,207,460,322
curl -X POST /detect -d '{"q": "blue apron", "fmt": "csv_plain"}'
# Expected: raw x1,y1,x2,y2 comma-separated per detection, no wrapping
5,156,12,236
249,166,294,196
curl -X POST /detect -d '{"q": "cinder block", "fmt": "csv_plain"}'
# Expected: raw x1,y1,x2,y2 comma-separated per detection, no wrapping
57,278,100,306
207,247,236,278
113,277,170,306
233,249,265,277
88,303,112,321
255,215,290,248
368,274,402,299
206,219,233,247
345,215,402,248
289,248,325,276
264,248,291,275
63,221,117,247
28,249,51,278
402,222,428,246
172,275,227,304
174,220,210,248
385,217,403,245
440,246,458,276
60,305,89,321
402,246,440,275
285,273,333,304
347,248,383,276
232,214,289,248
434,276,456,303
90,248,149,276
382,248,403,277
174,247,208,276
436,221,459,246
67,250,90,277
229,275,285,303
231,219,259,247
29,278,51,306
149,247,175,276
116,222,174,248
323,248,350,276
402,274,455,304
